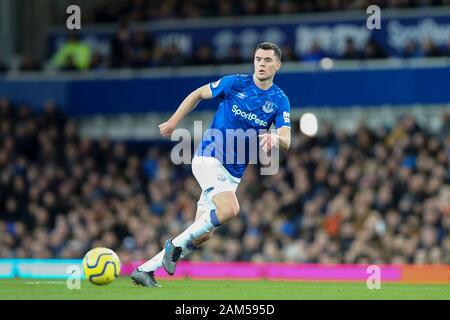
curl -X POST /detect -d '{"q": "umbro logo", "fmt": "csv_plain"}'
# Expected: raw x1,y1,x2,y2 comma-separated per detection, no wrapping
237,92,247,99
211,79,221,88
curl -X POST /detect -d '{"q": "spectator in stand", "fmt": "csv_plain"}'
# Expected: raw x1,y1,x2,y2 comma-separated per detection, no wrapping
120,0,149,22
281,43,297,62
160,43,185,67
301,40,326,62
129,30,155,69
149,46,165,67
261,0,279,15
438,112,450,142
51,34,92,71
241,0,261,15
326,0,346,11
19,55,42,72
220,44,243,64
277,0,299,14
362,39,388,59
402,40,422,58
216,0,236,16
180,1,204,18
0,55,8,73
422,38,445,57
297,0,315,12
187,43,217,66
110,24,133,68
447,36,450,56
93,0,120,23
340,38,362,60
61,56,78,71
90,52,107,71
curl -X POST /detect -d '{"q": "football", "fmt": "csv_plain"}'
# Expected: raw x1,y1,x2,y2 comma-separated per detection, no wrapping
82,247,121,285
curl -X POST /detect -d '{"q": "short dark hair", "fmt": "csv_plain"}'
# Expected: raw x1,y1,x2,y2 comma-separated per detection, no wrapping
255,42,282,61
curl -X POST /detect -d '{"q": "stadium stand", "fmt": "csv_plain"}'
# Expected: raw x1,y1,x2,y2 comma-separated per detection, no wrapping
1,98,449,266
2,1,450,73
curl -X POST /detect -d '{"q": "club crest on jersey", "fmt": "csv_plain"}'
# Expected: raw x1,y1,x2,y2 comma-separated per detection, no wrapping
262,101,274,113
211,79,221,88
217,172,227,182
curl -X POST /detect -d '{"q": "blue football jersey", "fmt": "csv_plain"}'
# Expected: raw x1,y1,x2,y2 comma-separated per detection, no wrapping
195,74,291,179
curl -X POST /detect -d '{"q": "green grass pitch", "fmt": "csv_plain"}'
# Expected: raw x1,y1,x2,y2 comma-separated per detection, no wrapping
1,277,450,300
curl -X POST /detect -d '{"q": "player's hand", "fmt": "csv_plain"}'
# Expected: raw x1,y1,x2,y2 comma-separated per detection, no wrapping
259,133,279,152
158,120,176,137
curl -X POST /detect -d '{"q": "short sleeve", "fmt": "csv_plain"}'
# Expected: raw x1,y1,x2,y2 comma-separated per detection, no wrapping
274,95,291,129
209,75,236,99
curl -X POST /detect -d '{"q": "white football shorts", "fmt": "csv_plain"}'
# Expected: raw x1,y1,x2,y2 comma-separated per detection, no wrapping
191,156,241,214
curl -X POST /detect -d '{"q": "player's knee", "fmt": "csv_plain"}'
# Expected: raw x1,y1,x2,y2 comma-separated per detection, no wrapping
216,202,239,222
231,202,240,217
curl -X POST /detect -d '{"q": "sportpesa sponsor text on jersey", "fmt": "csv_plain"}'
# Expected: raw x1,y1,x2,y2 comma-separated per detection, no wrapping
195,74,291,179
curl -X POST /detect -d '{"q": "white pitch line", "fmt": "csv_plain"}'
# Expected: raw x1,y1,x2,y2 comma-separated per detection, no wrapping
25,281,66,285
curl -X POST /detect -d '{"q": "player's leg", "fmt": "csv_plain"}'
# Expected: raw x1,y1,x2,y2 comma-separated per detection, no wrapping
162,156,240,275
139,191,238,279
211,191,240,223
162,190,239,275
133,198,208,282
179,191,215,258
132,189,214,285
177,155,239,252
181,175,244,252
181,192,239,258
190,191,237,244
136,191,239,282
133,156,240,283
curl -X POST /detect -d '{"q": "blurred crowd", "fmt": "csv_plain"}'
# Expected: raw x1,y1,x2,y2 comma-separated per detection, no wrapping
91,0,450,23
1,0,450,73
4,32,449,73
1,98,450,265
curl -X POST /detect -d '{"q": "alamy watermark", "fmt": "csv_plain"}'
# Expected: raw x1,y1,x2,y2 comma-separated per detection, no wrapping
366,5,381,30
366,265,381,290
66,265,81,290
170,121,280,176
66,5,81,30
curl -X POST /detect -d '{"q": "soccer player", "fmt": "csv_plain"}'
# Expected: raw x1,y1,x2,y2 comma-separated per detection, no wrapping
131,42,291,287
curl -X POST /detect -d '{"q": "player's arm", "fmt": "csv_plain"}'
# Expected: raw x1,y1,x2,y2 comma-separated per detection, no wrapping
259,126,291,152
260,95,291,152
277,126,291,150
159,84,212,137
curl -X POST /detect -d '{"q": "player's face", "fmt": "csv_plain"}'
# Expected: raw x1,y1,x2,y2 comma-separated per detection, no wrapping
254,49,281,81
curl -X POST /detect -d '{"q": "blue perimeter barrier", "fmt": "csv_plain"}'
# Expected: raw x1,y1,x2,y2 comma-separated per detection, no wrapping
0,259,83,279
1,65,450,115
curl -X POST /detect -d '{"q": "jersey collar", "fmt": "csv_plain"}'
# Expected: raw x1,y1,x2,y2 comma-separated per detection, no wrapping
251,75,274,94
